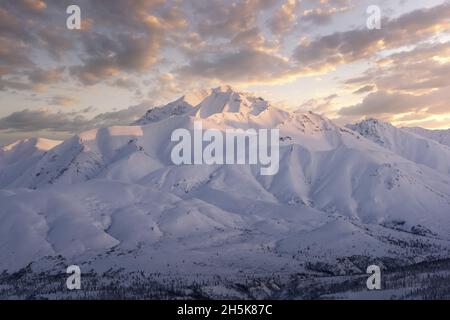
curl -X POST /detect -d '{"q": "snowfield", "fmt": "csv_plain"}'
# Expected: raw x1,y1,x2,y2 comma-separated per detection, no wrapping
1,86,450,298
403,126,450,148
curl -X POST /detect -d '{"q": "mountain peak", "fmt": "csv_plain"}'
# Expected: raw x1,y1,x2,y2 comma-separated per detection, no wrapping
347,118,398,144
212,84,234,93
346,118,394,140
135,86,273,124
1,137,61,153
194,86,270,119
180,88,212,107
0,137,62,169
347,118,450,175
133,96,197,125
351,118,393,129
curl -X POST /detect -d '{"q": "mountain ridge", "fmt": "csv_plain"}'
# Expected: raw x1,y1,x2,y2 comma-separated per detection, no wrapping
1,87,450,276
403,126,450,148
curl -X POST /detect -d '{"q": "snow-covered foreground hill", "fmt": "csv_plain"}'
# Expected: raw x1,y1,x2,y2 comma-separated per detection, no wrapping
1,86,450,298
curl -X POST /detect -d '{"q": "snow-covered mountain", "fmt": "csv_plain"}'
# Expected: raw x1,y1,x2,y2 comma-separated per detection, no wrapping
1,87,450,283
0,137,61,167
133,85,275,125
403,127,450,148
347,119,450,175
0,138,62,188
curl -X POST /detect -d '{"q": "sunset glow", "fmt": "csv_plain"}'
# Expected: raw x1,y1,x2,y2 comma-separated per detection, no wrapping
0,0,449,144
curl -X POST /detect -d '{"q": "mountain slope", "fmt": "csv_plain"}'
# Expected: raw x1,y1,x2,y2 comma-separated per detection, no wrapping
1,88,450,275
0,138,62,188
0,138,61,167
403,127,450,148
133,96,196,125
347,119,450,175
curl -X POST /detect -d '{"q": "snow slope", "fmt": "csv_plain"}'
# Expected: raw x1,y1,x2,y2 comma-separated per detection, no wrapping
1,87,450,276
0,138,61,167
403,127,450,148
0,138,62,188
347,119,450,175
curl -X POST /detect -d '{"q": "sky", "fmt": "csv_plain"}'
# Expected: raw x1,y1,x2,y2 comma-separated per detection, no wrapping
0,0,449,145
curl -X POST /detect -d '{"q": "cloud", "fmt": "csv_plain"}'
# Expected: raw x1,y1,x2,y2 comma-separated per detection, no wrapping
0,7,32,41
1,0,449,132
89,103,151,127
70,32,163,85
47,95,79,107
0,3,71,91
174,2,450,89
338,39,450,124
65,0,189,86
193,0,277,39
0,66,64,92
339,88,450,117
0,109,90,132
349,42,450,94
353,84,375,95
0,103,152,134
0,0,187,88
0,79,34,91
292,3,450,72
301,0,352,26
176,49,292,83
297,93,339,113
28,67,64,88
397,116,450,130
8,0,47,13
111,77,139,90
0,36,34,77
37,27,74,59
231,27,279,52
268,0,299,34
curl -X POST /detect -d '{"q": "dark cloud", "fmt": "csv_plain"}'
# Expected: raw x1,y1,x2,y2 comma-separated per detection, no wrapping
28,67,64,85
0,7,33,41
339,88,450,117
111,78,139,90
340,39,450,121
0,79,34,91
0,103,151,133
70,33,161,85
0,66,64,92
340,91,422,116
193,0,277,39
47,95,78,107
89,103,151,127
0,109,89,132
231,27,279,52
268,0,299,34
0,0,185,88
176,49,292,83
371,42,450,93
62,0,189,85
6,0,47,14
37,27,74,59
0,36,34,77
353,85,375,95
